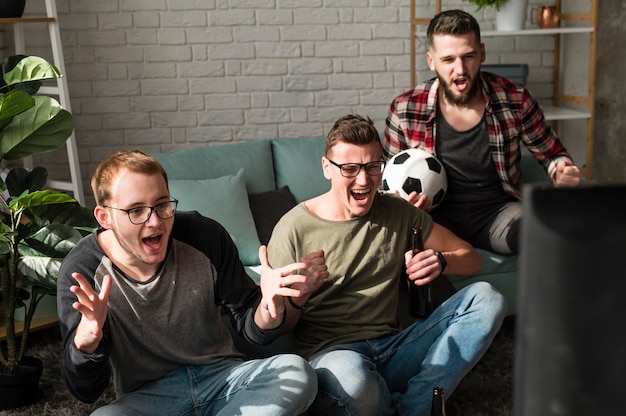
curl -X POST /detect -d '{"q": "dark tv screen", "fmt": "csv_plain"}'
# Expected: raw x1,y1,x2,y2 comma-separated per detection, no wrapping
515,184,626,415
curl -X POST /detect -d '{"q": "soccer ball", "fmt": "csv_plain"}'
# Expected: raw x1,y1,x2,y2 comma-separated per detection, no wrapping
382,148,447,208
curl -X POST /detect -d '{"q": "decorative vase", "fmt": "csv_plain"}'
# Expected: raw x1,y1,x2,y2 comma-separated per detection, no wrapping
0,0,26,18
495,0,529,31
0,356,43,410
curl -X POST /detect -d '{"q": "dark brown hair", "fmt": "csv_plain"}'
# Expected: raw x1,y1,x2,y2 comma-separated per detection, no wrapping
427,9,482,49
325,114,382,156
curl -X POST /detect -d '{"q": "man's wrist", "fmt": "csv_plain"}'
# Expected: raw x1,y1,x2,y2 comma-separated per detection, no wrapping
287,296,308,310
435,251,447,275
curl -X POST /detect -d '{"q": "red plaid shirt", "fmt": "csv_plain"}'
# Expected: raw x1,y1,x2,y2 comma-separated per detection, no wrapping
383,72,573,199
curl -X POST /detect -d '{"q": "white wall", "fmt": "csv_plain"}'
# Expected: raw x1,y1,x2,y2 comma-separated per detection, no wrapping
4,0,562,203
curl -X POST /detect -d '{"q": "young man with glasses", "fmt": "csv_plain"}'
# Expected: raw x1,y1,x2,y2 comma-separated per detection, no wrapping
57,150,318,415
267,114,507,415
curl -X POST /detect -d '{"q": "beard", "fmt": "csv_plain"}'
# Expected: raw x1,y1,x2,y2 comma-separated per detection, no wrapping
437,70,481,106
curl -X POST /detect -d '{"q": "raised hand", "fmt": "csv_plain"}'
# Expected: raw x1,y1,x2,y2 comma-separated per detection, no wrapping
257,245,307,320
70,272,112,354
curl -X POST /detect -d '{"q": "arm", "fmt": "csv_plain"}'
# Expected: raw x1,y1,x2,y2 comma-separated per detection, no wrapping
57,239,113,403
405,222,483,286
172,211,307,345
518,86,581,184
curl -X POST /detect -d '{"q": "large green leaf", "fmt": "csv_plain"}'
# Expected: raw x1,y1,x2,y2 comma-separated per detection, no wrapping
17,223,83,290
0,89,35,129
2,56,63,88
0,95,73,161
0,55,43,97
5,166,48,197
8,189,76,211
34,202,98,233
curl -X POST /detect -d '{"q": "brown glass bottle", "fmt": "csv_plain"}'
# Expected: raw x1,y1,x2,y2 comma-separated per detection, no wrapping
408,227,434,318
431,386,447,416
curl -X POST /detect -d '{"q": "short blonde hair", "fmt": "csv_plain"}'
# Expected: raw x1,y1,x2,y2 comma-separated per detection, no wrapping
91,150,168,206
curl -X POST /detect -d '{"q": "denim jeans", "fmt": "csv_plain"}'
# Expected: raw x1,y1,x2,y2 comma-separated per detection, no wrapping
91,353,317,416
307,282,507,416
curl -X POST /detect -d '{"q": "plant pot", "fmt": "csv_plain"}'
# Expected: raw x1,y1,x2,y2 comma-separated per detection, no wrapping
0,0,26,18
0,356,43,410
496,0,529,31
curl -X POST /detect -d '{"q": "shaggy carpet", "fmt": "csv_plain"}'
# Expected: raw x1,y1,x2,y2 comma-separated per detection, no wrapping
0,316,515,415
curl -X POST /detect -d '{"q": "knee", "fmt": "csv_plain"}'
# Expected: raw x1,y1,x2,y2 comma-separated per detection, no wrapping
274,353,318,392
465,282,507,323
311,350,384,412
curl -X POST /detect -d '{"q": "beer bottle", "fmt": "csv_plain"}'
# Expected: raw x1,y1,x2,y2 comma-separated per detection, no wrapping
408,227,433,318
431,386,447,416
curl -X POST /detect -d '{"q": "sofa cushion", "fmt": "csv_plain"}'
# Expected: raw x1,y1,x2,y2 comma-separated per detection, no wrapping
169,169,262,265
272,137,330,203
152,139,276,195
249,186,297,245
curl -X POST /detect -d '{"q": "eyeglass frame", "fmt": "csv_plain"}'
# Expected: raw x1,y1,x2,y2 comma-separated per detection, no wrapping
326,158,386,178
103,199,179,225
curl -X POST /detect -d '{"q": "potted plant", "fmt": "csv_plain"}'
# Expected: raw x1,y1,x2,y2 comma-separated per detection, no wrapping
462,0,528,31
0,55,97,409
462,0,504,11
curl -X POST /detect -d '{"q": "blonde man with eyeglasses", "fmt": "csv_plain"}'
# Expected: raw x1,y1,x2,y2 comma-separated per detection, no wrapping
57,150,318,415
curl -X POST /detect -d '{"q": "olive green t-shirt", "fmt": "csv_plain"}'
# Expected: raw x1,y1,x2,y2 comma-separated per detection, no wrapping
267,192,433,358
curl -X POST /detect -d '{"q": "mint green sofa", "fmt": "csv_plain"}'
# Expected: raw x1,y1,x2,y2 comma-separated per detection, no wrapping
151,138,547,357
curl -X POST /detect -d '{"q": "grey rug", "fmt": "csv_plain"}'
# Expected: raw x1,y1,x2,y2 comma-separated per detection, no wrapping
0,316,515,415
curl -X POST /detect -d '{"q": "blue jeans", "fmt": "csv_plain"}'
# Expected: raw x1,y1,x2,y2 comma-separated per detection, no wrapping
307,282,507,416
91,353,317,416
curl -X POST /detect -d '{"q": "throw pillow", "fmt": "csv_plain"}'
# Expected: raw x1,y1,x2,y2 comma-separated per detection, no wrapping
248,186,297,245
168,169,261,265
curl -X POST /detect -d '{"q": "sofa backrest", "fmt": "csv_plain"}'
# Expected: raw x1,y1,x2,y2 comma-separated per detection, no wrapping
271,137,330,203
152,139,276,195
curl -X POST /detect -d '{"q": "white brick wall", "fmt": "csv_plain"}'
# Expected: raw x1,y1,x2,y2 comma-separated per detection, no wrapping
3,0,564,204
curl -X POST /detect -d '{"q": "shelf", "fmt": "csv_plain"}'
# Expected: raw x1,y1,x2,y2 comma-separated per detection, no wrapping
0,315,59,341
543,106,591,121
0,17,55,24
410,0,598,179
415,26,594,38
481,27,593,36
0,0,85,205
416,26,594,38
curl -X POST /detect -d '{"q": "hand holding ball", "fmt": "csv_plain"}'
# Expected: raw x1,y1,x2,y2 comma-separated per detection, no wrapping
382,149,447,208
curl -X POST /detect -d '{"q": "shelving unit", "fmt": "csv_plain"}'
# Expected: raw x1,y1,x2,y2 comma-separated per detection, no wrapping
1,0,77,336
0,314,58,341
0,0,85,204
409,0,598,178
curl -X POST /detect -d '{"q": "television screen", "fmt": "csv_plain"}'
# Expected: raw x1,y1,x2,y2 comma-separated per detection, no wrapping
515,183,626,415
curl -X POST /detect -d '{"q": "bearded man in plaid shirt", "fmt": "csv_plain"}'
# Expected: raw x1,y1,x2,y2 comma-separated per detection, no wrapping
383,9,581,255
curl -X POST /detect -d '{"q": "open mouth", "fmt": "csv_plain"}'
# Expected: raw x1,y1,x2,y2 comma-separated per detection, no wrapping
453,77,469,91
351,188,370,201
142,234,162,249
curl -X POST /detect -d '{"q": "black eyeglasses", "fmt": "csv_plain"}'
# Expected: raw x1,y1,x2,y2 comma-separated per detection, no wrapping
104,200,178,225
326,158,386,178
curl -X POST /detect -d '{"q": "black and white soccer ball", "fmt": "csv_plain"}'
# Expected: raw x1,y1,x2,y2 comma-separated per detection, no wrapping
382,148,447,208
